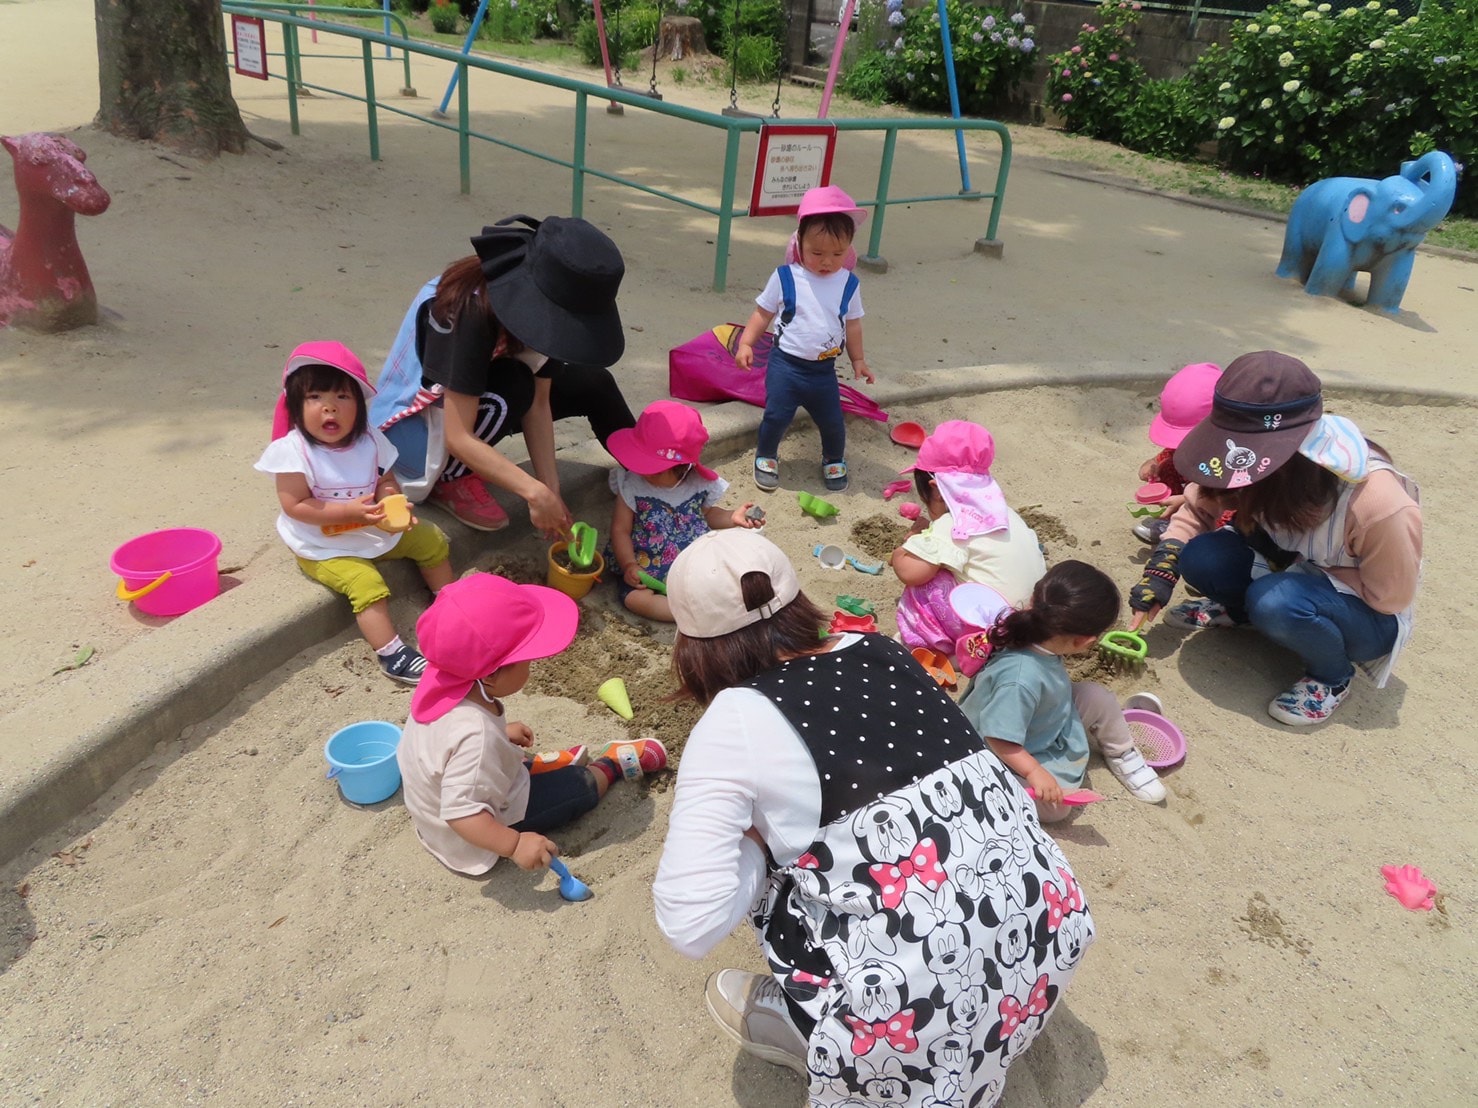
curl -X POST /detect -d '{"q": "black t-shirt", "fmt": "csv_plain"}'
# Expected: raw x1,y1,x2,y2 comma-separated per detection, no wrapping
416,298,553,396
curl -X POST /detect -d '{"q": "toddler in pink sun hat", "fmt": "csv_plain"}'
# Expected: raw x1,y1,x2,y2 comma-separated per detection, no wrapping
606,400,763,623
1132,362,1222,545
737,184,874,494
255,340,454,686
889,420,1045,672
397,572,666,876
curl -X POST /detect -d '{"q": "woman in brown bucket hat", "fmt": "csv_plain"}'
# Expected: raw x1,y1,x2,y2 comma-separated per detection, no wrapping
1127,351,1422,726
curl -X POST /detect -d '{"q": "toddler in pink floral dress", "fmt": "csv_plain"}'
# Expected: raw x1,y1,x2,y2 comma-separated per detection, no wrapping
607,401,762,621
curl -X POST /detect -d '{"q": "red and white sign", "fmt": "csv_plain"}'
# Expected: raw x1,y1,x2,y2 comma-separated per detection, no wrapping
748,124,837,217
232,15,270,81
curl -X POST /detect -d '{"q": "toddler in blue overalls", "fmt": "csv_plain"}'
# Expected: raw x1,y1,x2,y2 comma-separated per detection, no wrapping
735,185,875,494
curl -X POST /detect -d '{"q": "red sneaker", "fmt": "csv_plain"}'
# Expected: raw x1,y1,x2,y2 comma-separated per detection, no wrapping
429,474,509,531
600,738,668,780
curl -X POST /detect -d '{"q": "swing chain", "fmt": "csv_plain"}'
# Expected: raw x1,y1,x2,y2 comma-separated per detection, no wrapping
771,0,792,117
612,0,624,86
726,0,741,110
648,0,662,98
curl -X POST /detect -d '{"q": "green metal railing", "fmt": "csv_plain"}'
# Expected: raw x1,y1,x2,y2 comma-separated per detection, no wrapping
220,4,1013,290
232,1,416,96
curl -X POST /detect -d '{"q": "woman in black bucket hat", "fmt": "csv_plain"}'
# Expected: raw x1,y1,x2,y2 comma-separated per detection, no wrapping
371,216,636,536
1127,351,1422,726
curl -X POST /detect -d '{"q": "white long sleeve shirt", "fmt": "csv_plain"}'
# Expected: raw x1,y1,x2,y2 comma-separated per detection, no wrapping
652,636,865,958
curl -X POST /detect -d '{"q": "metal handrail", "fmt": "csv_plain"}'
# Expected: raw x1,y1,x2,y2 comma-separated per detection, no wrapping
220,5,1013,290
230,1,417,93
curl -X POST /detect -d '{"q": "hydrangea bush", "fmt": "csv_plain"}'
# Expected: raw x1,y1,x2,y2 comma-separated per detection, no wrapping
1043,2,1150,145
1198,0,1475,206
1038,0,1472,214
846,0,1039,115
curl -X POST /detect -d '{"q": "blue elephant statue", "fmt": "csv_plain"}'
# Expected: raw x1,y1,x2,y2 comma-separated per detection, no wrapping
1275,150,1458,313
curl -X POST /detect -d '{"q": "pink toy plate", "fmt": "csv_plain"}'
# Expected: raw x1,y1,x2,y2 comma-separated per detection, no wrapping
1122,708,1187,769
1380,864,1437,911
891,421,927,449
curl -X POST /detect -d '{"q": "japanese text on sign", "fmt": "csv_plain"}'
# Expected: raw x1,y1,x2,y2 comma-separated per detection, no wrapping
749,125,837,217
232,16,269,81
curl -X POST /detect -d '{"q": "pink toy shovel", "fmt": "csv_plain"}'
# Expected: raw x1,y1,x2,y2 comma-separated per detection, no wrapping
1027,788,1106,806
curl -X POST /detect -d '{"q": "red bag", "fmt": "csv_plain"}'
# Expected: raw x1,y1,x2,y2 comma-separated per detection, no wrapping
667,324,888,423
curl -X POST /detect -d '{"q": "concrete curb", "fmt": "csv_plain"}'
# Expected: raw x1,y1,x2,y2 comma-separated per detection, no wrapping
3,370,1473,864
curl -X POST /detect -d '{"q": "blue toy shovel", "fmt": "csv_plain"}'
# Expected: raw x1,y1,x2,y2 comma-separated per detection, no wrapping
549,857,593,902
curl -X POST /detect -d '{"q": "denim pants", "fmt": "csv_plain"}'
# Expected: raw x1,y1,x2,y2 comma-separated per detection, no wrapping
512,765,601,833
1179,529,1397,685
756,347,846,463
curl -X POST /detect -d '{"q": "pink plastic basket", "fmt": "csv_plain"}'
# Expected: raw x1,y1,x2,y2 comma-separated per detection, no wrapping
1122,708,1187,769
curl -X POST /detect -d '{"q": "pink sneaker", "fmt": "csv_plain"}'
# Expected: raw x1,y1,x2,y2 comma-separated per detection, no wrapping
429,474,509,531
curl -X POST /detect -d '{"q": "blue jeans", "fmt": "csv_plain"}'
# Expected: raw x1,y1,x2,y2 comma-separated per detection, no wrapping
512,766,601,833
756,347,846,463
1179,529,1397,685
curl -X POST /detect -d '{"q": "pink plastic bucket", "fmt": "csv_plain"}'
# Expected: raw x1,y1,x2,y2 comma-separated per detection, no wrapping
110,528,222,616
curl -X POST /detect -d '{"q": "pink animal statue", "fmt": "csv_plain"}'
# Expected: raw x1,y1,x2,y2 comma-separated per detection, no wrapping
0,133,112,331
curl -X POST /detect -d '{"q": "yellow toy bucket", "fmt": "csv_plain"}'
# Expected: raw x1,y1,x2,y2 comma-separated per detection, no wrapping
547,542,604,600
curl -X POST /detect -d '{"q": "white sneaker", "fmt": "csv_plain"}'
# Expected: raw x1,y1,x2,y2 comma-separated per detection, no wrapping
1123,692,1164,715
704,969,807,1074
1105,747,1167,803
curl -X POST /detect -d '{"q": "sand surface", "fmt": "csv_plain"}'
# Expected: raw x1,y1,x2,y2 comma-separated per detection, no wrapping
3,0,1477,1104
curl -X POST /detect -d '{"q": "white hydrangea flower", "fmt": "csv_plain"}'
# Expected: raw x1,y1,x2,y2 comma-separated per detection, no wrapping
1318,2,1331,9
1245,22,1259,33
1218,116,1236,130
1274,135,1285,144
1266,24,1282,34
1283,79,1301,92
1219,81,1232,91
1348,51,1364,62
1365,1,1380,9
1278,51,1295,66
1260,97,1274,109
1369,38,1386,48
1302,11,1320,19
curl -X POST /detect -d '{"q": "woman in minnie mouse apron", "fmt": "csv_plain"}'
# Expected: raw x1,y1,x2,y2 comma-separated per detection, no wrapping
654,530,1092,1107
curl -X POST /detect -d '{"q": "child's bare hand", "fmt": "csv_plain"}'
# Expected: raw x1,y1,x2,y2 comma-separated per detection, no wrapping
511,832,557,871
507,722,534,748
623,564,645,588
851,359,874,384
351,495,385,525
735,344,754,371
731,503,763,529
1162,494,1186,514
1027,768,1063,806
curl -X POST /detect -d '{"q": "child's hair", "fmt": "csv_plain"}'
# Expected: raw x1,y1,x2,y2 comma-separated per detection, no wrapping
285,364,368,444
988,560,1120,651
671,574,826,706
912,468,935,503
798,211,857,246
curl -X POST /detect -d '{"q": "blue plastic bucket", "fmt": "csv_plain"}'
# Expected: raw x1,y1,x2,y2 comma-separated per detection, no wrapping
325,721,403,804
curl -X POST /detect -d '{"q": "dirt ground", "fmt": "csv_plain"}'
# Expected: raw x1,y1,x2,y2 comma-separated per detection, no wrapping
3,0,1478,1104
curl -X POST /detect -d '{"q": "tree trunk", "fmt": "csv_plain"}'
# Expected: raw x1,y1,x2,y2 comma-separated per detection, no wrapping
657,15,707,61
95,0,250,157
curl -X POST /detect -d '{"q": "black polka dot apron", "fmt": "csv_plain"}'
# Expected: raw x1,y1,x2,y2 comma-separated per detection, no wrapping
743,634,1094,1107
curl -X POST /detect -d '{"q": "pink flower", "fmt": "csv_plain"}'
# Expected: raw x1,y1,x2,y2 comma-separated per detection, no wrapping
1070,45,1082,54
1108,53,1119,61
1062,93,1073,102
1062,68,1071,76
